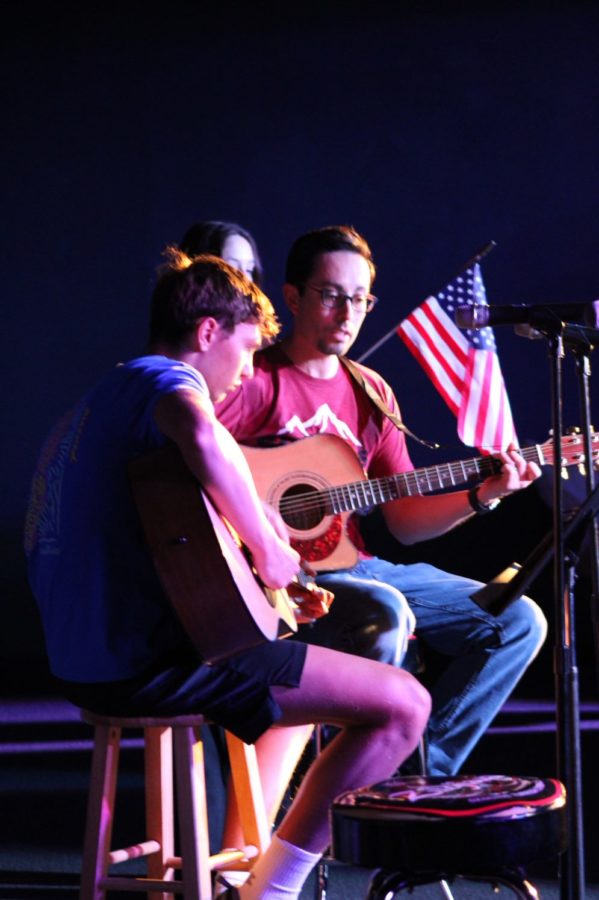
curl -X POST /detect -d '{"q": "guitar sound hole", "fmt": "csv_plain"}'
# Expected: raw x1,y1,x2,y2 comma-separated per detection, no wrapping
279,484,326,531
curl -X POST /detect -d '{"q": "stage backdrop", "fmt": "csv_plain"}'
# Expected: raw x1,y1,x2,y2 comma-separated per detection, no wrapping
3,2,598,690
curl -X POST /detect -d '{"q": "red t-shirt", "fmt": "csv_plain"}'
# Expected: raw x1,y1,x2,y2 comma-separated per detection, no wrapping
216,344,414,557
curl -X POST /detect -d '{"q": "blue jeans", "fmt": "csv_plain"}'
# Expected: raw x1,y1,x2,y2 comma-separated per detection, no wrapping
301,558,547,776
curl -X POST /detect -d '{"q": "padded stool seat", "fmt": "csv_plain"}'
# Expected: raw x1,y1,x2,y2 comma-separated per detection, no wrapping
331,773,567,899
79,710,270,900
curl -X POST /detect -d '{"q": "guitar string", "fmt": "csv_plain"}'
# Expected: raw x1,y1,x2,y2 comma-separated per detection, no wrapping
276,456,499,516
273,441,591,519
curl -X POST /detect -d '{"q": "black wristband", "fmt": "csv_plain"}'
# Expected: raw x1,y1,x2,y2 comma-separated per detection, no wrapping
467,486,501,515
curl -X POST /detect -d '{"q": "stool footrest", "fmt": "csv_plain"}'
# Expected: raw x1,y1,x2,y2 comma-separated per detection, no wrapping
108,839,161,864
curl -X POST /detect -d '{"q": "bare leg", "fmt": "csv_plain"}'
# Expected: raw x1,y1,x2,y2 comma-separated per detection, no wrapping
256,644,430,854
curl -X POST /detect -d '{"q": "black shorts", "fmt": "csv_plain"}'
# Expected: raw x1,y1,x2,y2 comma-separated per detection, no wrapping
58,639,308,744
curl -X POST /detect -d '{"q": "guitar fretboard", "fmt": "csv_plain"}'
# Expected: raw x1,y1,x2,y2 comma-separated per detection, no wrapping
280,445,546,522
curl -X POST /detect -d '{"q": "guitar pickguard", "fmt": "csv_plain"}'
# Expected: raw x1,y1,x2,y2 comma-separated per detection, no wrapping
290,513,344,563
243,436,366,571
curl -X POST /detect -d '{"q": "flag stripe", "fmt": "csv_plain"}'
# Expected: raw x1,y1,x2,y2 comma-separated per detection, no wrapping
397,297,471,412
397,263,518,452
397,319,462,413
408,308,466,391
418,299,470,367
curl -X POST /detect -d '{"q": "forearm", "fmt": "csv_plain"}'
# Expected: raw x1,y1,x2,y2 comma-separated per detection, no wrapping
154,390,275,556
382,450,539,545
177,415,276,556
383,492,476,545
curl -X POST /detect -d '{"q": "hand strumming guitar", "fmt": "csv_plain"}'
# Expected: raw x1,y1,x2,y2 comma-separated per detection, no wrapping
286,560,333,624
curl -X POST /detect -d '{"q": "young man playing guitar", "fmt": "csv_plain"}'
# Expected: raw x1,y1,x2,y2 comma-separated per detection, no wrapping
216,225,548,778
25,252,430,900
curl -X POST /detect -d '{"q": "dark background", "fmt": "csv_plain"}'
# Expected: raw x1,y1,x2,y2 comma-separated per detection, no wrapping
2,1,598,695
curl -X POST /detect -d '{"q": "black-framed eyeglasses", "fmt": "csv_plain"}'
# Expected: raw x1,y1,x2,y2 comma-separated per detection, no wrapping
300,284,378,314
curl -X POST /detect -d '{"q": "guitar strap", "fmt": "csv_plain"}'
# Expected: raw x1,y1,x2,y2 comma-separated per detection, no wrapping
340,356,440,450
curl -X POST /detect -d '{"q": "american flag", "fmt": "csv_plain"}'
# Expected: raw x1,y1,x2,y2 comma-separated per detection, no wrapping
396,262,518,453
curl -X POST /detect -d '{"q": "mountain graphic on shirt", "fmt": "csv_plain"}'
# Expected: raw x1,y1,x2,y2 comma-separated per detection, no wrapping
278,404,361,447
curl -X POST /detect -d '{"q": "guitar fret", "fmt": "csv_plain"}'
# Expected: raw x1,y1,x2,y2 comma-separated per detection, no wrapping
525,445,542,465
392,473,410,498
341,484,357,511
328,485,344,514
341,484,355,511
354,482,369,508
373,480,387,504
438,463,454,487
463,460,481,479
409,474,420,496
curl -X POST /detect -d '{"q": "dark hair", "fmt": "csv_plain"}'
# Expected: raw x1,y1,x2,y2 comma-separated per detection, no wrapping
149,248,278,346
179,220,264,286
285,225,376,288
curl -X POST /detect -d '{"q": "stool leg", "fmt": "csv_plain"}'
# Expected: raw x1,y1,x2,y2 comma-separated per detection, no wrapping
173,726,211,900
145,726,176,900
79,724,121,900
224,731,270,856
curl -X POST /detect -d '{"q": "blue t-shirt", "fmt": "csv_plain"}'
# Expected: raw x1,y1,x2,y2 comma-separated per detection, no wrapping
24,356,210,682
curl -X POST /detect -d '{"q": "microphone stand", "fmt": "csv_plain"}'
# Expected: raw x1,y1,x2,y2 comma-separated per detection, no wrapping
548,330,585,900
569,336,599,698
556,323,599,900
471,320,598,899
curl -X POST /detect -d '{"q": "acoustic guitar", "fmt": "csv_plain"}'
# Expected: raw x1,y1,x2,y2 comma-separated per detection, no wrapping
129,443,300,663
242,431,599,572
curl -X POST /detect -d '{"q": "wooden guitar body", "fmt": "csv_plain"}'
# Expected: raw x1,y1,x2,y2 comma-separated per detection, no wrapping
129,444,297,664
242,435,365,571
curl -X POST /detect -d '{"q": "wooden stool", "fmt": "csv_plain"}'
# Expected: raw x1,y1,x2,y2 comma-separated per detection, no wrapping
79,711,270,900
331,773,567,899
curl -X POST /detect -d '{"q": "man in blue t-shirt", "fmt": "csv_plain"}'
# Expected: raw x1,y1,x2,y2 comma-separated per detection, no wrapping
25,250,430,900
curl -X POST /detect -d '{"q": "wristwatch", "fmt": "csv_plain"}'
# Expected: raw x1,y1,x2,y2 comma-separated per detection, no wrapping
467,486,501,515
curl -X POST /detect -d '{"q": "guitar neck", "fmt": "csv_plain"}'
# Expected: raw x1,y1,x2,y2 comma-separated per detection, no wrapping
325,444,544,514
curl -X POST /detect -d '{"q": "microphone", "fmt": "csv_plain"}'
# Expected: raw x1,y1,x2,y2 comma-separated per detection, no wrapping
455,300,599,331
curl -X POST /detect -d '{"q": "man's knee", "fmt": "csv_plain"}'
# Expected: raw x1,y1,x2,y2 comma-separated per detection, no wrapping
504,595,548,656
349,602,411,663
309,587,413,665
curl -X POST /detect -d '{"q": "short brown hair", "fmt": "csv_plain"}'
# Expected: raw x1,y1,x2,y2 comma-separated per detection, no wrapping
149,248,279,346
285,225,376,287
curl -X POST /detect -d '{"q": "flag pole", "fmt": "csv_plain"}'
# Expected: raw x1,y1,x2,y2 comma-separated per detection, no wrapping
356,240,497,364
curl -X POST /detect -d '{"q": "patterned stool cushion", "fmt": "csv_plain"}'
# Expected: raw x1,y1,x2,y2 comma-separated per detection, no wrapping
331,774,567,874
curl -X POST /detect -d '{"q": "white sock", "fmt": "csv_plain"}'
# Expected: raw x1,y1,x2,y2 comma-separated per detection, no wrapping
239,833,321,900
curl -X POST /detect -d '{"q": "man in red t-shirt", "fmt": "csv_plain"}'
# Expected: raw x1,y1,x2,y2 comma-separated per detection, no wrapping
217,225,547,779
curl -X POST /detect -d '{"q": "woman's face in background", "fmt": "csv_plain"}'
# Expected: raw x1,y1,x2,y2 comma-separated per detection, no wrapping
221,234,256,281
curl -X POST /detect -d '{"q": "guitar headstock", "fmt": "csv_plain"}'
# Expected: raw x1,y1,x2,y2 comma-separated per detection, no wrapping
538,430,599,471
